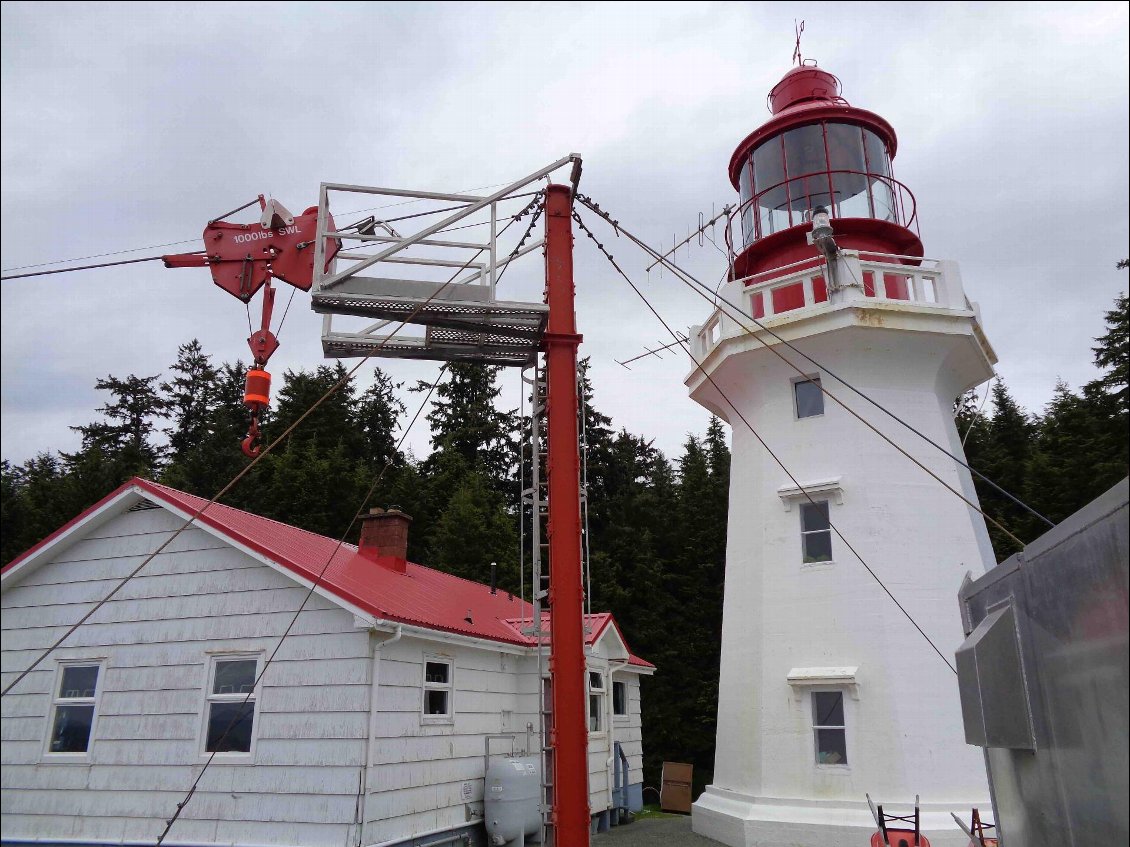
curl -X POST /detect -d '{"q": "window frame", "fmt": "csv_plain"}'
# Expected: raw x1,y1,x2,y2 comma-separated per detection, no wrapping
612,679,629,720
792,374,825,420
811,688,850,768
587,669,606,735
199,652,262,760
421,653,455,725
799,499,834,565
43,659,105,762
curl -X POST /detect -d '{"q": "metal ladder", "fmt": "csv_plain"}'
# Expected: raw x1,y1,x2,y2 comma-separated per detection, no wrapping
521,362,595,846
521,362,553,846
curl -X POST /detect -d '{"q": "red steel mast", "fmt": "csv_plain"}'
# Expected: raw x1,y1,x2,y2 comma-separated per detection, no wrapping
543,183,590,846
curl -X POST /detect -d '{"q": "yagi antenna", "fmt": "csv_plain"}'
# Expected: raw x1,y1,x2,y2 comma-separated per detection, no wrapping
645,204,732,273
616,333,689,369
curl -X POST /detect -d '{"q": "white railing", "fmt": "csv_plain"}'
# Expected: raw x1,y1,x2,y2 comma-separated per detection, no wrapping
690,252,970,360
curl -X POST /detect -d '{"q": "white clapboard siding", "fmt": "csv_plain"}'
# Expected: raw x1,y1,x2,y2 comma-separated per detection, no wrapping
1,505,370,847
612,673,646,786
3,499,652,846
362,636,540,843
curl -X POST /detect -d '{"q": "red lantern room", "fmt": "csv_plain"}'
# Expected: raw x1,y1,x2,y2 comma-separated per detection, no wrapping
727,61,923,279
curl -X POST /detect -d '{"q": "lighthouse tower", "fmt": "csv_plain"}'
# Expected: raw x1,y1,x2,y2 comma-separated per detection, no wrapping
687,63,995,846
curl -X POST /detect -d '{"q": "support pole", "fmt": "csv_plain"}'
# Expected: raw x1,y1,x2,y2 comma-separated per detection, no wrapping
543,183,590,847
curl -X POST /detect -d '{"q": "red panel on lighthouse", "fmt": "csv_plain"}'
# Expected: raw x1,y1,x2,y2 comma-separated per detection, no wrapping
813,275,828,303
884,273,911,300
772,282,806,313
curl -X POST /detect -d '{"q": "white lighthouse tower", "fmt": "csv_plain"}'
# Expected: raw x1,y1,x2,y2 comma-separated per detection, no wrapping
687,63,995,847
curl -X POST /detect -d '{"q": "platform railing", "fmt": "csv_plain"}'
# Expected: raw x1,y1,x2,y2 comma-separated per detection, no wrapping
691,252,972,361
725,172,921,254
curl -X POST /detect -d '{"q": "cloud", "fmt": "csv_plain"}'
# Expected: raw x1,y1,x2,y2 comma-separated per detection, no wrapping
2,1,1128,467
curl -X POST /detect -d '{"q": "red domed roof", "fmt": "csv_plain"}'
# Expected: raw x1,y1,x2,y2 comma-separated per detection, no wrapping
727,63,898,188
768,64,843,114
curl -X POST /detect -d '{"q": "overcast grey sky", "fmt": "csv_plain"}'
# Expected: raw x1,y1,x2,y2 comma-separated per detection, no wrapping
2,2,1128,470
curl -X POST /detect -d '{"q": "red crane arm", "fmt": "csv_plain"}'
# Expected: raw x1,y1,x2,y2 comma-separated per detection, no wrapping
162,197,340,456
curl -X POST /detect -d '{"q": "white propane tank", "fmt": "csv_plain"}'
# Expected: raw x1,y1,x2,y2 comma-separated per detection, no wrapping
485,754,542,846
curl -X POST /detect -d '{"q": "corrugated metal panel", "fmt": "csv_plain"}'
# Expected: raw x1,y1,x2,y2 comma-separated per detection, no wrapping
957,477,1128,846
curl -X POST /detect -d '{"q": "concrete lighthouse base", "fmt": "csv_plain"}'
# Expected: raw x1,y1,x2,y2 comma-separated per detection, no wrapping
692,787,987,847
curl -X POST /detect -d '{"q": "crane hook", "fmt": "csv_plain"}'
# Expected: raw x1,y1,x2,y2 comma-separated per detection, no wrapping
241,415,262,458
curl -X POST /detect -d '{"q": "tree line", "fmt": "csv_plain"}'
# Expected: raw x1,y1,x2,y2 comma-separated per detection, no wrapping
1,292,1126,794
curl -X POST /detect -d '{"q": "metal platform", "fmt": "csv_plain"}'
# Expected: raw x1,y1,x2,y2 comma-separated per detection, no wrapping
310,157,577,368
321,324,542,366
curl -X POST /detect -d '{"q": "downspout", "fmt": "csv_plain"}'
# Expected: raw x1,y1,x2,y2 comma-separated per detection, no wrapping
605,660,630,813
357,625,403,846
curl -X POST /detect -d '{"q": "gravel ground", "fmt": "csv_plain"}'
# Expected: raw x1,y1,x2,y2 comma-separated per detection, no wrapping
595,816,721,846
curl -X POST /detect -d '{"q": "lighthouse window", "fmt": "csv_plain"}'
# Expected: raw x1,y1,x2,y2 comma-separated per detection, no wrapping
794,377,824,419
753,136,790,236
812,691,848,765
826,123,870,218
800,501,833,563
784,123,829,177
862,128,891,177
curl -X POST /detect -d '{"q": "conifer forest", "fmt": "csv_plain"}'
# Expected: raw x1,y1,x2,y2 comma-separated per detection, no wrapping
2,292,1127,794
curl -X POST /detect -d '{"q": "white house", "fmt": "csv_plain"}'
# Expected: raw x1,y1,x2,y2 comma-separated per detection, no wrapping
0,478,653,847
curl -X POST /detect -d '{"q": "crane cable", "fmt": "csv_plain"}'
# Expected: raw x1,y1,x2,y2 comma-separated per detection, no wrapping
0,189,541,279
155,364,449,844
576,195,1041,546
0,254,185,281
571,206,959,675
0,191,546,699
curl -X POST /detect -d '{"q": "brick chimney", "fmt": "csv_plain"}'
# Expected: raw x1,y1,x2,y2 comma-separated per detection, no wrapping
358,508,412,573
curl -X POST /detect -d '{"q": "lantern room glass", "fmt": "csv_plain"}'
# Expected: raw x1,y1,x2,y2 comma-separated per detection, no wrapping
737,121,896,247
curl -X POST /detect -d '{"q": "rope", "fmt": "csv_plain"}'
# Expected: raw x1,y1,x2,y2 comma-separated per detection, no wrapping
573,206,960,674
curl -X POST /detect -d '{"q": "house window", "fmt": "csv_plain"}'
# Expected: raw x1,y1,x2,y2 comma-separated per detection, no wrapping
613,680,628,717
204,656,259,754
47,662,102,755
422,656,453,722
588,671,605,732
813,690,848,765
794,377,824,419
800,500,833,563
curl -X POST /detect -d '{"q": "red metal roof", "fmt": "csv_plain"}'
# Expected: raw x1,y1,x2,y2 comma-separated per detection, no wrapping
3,478,654,669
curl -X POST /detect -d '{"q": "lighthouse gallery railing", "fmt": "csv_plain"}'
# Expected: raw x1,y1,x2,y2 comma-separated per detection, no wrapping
692,253,975,361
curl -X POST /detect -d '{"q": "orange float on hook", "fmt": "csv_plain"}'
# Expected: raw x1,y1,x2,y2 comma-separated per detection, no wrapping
241,369,271,458
244,368,271,410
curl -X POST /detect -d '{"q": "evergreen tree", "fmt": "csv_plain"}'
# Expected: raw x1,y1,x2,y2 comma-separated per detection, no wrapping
162,340,220,456
70,373,168,476
1089,292,1128,416
1025,381,1127,525
975,381,1039,558
0,455,75,565
423,363,518,494
428,469,520,591
267,363,360,458
356,368,406,469
252,439,367,539
161,361,251,502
